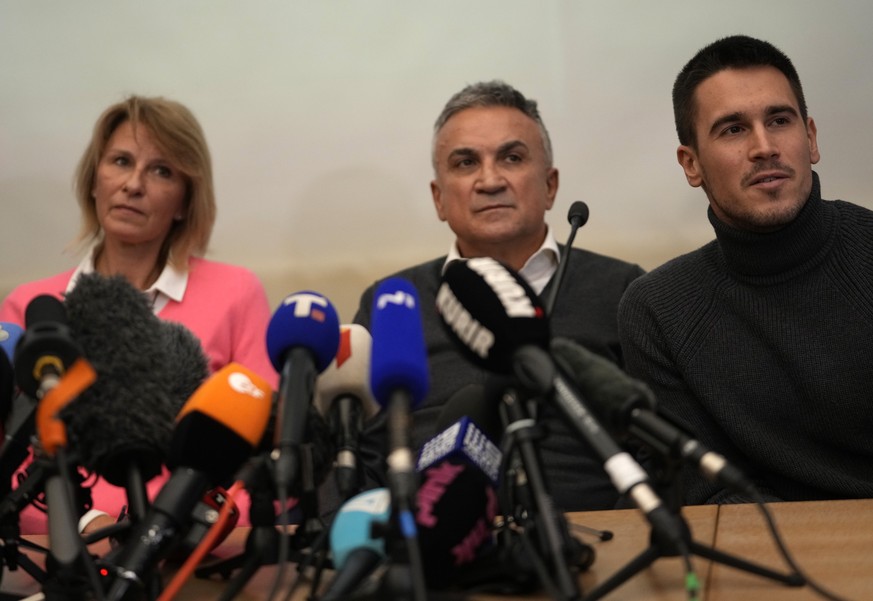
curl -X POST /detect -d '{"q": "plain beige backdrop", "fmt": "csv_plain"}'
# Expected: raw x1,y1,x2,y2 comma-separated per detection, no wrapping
2,1,872,320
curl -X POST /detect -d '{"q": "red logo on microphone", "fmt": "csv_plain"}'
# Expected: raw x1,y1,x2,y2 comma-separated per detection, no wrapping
335,328,352,367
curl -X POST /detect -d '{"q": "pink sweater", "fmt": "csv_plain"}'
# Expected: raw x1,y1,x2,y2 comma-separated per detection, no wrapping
0,258,279,534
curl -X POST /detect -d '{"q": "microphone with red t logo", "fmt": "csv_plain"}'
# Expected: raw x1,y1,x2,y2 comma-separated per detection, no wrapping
266,291,341,497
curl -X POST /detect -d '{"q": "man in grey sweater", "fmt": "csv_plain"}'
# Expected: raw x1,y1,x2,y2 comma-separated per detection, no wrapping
355,80,643,511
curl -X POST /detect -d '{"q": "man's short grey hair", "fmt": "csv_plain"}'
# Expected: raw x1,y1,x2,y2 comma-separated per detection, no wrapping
431,80,554,170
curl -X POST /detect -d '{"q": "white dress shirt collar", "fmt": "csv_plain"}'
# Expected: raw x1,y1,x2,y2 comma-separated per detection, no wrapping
441,225,560,295
67,243,188,314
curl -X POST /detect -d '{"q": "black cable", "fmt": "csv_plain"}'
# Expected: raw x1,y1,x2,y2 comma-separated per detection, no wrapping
750,489,854,601
680,550,700,601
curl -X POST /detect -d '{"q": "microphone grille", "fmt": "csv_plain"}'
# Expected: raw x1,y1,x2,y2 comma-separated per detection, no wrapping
568,201,589,227
369,277,429,407
266,291,341,373
24,295,66,328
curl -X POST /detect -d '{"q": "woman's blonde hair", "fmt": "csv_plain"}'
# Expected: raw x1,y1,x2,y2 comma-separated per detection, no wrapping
73,95,216,269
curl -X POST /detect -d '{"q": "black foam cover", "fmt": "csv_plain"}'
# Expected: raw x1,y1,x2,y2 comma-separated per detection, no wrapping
417,456,498,588
169,412,253,486
550,337,655,436
61,273,208,485
369,277,430,408
160,321,211,406
14,295,82,399
433,382,502,444
437,258,549,373
567,200,590,227
415,385,503,588
25,294,67,327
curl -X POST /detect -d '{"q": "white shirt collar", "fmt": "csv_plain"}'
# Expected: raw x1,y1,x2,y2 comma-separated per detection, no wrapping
441,225,560,295
67,244,188,314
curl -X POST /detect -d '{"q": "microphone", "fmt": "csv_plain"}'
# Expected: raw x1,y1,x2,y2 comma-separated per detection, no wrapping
0,321,36,501
105,362,273,601
436,258,549,375
14,295,83,400
414,385,502,588
437,259,589,600
314,324,379,500
543,200,590,316
550,338,754,495
324,384,502,597
368,277,429,601
1,300,83,497
417,387,502,483
369,278,429,501
62,273,209,521
12,295,94,462
321,487,391,601
369,278,430,406
265,291,341,496
11,296,100,594
567,200,590,229
438,258,684,559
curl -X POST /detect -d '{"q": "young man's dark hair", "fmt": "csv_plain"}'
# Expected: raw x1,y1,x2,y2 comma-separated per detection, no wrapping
672,34,808,147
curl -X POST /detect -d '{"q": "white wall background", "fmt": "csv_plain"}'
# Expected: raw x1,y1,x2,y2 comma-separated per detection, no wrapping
2,1,872,321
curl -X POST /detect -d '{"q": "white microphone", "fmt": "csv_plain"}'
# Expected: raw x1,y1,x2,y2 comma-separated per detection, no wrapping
314,324,379,500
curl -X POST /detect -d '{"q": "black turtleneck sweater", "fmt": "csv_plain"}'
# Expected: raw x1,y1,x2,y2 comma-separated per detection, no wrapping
618,172,873,504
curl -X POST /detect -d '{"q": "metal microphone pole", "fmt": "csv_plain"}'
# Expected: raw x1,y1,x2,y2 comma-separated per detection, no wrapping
544,201,589,316
498,383,584,601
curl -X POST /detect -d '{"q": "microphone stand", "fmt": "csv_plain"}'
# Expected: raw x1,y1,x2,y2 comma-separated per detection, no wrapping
195,445,329,601
331,397,364,502
543,200,589,316
0,394,50,586
0,522,48,587
41,448,105,601
122,464,150,525
203,454,281,600
497,384,584,601
380,392,427,601
581,454,803,601
0,462,49,586
538,200,615,566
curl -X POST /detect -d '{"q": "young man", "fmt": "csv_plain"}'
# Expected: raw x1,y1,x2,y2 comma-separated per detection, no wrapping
355,81,644,511
618,35,873,504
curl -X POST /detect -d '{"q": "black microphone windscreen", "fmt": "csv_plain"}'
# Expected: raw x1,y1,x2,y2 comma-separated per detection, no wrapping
62,274,209,485
417,456,498,587
434,383,502,443
170,413,253,485
437,258,549,373
14,295,82,398
416,393,503,588
567,201,589,227
550,337,654,434
25,294,66,327
160,321,211,405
